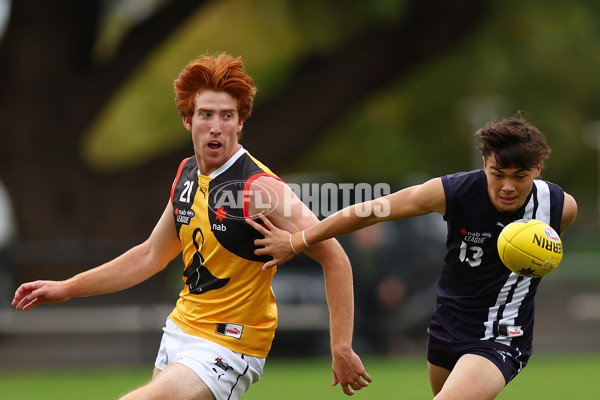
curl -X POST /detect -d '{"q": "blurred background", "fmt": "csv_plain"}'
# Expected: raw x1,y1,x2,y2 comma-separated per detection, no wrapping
1,0,599,369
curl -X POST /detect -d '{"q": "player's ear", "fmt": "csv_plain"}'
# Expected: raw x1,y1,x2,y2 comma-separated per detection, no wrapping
236,119,244,139
535,163,541,178
183,116,192,131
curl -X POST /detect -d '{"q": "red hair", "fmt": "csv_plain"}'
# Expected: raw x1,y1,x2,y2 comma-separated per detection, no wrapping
174,54,257,121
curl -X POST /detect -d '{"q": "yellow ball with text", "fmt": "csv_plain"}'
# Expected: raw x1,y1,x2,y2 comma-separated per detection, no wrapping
497,219,563,278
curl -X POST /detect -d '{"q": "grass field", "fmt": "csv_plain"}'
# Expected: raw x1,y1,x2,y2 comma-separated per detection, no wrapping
1,353,599,399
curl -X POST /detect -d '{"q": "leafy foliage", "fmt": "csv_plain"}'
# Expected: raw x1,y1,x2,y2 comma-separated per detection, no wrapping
84,0,600,232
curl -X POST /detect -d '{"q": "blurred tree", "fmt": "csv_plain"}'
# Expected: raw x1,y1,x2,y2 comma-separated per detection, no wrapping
298,0,600,234
0,0,488,247
0,0,207,242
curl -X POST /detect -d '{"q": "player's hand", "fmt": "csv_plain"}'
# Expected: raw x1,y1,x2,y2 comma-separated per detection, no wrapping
12,280,71,311
331,348,372,396
246,214,297,270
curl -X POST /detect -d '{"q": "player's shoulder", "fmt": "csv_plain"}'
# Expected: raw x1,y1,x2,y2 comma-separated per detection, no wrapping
179,156,197,167
171,156,197,188
174,156,198,176
244,151,279,178
247,174,286,197
533,179,565,202
443,169,484,185
442,169,485,198
535,178,563,191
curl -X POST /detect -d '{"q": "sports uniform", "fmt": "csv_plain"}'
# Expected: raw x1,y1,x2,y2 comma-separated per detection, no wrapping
158,146,280,398
427,169,564,383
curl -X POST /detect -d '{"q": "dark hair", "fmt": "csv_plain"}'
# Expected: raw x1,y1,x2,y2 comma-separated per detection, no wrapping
475,117,551,170
174,53,257,122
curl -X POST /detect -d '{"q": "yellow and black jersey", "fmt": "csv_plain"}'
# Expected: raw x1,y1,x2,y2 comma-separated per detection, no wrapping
169,147,280,357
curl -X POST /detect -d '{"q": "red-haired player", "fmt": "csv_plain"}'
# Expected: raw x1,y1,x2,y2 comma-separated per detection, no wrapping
13,54,371,400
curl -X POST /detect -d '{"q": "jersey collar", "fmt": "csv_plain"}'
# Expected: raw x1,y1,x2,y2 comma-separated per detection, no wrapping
198,145,246,179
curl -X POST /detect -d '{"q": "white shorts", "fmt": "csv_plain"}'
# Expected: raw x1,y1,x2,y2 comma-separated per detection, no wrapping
155,318,265,400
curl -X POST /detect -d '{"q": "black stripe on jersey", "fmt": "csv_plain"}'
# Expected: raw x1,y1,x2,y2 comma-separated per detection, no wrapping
172,157,200,237
531,184,539,219
207,155,274,262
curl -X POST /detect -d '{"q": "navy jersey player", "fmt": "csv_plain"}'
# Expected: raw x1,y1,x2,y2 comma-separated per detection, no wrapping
249,117,578,399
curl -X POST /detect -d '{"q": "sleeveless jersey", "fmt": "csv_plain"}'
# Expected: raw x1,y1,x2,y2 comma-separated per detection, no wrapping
430,169,564,348
168,147,280,357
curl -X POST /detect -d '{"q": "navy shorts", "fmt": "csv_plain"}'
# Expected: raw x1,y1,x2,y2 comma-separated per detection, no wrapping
427,332,531,384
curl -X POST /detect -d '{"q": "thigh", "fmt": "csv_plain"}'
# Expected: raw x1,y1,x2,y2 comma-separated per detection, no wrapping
427,362,451,396
153,318,265,399
121,363,214,400
433,354,505,400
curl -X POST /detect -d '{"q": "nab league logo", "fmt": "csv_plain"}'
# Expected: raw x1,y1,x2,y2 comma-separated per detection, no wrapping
174,208,195,225
460,228,493,244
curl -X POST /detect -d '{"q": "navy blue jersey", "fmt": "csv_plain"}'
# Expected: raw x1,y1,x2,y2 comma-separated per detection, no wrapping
430,169,564,349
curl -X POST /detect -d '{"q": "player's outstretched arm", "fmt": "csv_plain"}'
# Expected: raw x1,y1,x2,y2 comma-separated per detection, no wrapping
247,177,372,395
249,177,446,269
12,200,181,311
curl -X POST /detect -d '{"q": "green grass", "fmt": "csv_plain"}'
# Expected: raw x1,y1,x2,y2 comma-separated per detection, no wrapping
0,367,151,400
499,353,600,398
1,353,599,399
246,356,431,399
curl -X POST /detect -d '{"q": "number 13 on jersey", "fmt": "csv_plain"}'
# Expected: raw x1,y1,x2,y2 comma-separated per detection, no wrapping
459,241,483,267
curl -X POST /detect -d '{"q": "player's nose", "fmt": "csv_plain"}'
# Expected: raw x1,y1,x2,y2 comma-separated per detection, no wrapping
210,119,222,134
501,178,516,191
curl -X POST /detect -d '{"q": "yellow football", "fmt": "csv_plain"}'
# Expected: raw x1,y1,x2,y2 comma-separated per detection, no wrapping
497,219,563,277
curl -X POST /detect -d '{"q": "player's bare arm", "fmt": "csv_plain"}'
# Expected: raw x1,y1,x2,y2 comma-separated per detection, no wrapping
13,200,182,311
247,176,372,396
561,192,578,233
248,177,446,267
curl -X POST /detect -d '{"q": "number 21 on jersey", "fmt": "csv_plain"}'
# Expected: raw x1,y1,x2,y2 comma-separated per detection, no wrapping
180,180,194,203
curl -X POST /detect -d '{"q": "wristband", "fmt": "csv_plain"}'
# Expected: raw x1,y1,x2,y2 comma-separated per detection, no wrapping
289,234,298,254
301,230,310,248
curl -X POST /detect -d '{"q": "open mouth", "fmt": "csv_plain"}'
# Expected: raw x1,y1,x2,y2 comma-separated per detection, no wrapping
499,195,517,205
208,141,222,150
